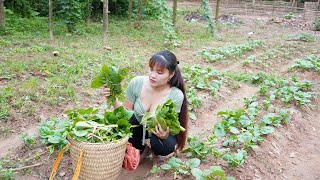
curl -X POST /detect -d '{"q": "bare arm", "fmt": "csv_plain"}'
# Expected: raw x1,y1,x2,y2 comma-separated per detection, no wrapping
115,98,134,110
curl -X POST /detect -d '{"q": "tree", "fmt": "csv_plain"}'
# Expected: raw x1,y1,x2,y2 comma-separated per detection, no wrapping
128,0,132,30
103,0,108,45
85,0,91,25
172,0,177,26
49,0,54,43
0,0,5,32
215,0,221,26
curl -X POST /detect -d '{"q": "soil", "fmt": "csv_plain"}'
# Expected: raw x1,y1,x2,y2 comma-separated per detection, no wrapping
1,1,320,180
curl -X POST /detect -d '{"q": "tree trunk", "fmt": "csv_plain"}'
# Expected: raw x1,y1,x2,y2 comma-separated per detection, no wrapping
128,0,132,30
0,0,5,32
49,0,53,43
134,0,142,28
215,0,221,25
85,0,90,25
103,0,108,45
173,0,177,26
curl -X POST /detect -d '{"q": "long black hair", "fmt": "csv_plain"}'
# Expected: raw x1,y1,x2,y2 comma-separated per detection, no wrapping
149,50,188,150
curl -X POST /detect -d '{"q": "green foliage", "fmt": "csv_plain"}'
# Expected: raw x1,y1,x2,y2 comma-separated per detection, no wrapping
315,17,320,31
201,0,216,36
191,166,235,180
140,100,185,136
91,65,128,107
284,12,295,19
222,149,247,168
0,87,13,121
286,32,315,42
266,77,314,106
186,88,202,120
182,136,213,160
0,169,13,180
66,106,133,142
201,40,263,62
19,132,37,146
159,157,201,179
57,0,83,33
38,118,71,151
153,0,180,47
289,54,320,73
183,65,222,95
4,0,33,18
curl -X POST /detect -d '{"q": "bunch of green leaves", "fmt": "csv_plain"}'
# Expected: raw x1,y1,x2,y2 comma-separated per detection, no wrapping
267,77,314,106
201,0,216,36
191,166,235,180
91,65,128,107
19,132,37,146
222,149,247,168
186,88,202,120
153,0,180,47
160,157,201,179
140,99,185,135
201,40,263,62
183,65,222,95
65,106,133,143
286,32,315,42
38,118,71,150
289,54,320,73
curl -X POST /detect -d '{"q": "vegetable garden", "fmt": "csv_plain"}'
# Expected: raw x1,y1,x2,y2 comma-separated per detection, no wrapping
0,0,319,179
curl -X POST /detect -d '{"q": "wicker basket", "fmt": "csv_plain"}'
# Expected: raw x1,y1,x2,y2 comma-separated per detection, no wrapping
68,136,129,180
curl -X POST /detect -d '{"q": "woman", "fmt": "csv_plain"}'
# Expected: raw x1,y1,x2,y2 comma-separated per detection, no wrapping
105,50,188,162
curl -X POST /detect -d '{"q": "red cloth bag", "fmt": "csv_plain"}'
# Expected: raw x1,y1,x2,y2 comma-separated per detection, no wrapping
122,143,140,171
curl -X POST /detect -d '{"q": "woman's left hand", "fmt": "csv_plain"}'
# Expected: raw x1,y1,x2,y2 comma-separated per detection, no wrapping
152,124,170,139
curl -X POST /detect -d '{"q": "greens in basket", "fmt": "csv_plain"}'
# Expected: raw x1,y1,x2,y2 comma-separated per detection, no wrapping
140,99,186,136
39,106,134,146
91,65,128,106
66,106,133,143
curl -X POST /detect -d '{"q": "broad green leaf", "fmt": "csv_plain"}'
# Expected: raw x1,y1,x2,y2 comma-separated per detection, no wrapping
167,157,182,168
90,76,104,88
229,127,239,134
73,129,88,137
191,168,205,180
186,158,201,168
160,164,171,170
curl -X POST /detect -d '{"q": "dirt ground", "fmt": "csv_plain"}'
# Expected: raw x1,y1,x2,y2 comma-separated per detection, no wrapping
1,1,320,180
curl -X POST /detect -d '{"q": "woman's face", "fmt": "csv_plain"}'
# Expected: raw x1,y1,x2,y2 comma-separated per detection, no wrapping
148,64,173,87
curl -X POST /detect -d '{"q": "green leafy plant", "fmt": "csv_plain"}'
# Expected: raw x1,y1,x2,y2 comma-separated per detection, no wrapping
160,157,201,179
222,149,247,168
183,65,222,96
286,32,315,42
289,54,320,73
140,99,185,135
182,136,212,160
191,166,235,180
187,88,202,120
202,0,216,36
91,65,128,107
66,106,134,143
57,0,83,33
201,40,263,62
153,0,180,47
284,12,295,19
19,132,37,146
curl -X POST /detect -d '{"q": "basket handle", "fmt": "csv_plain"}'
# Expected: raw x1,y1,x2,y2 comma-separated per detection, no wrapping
49,143,71,180
49,143,84,180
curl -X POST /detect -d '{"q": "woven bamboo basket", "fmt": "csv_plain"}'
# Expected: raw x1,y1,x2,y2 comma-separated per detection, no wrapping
68,136,129,180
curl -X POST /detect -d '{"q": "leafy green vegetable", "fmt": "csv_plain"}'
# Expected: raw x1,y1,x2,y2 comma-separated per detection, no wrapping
140,99,185,136
91,65,128,106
